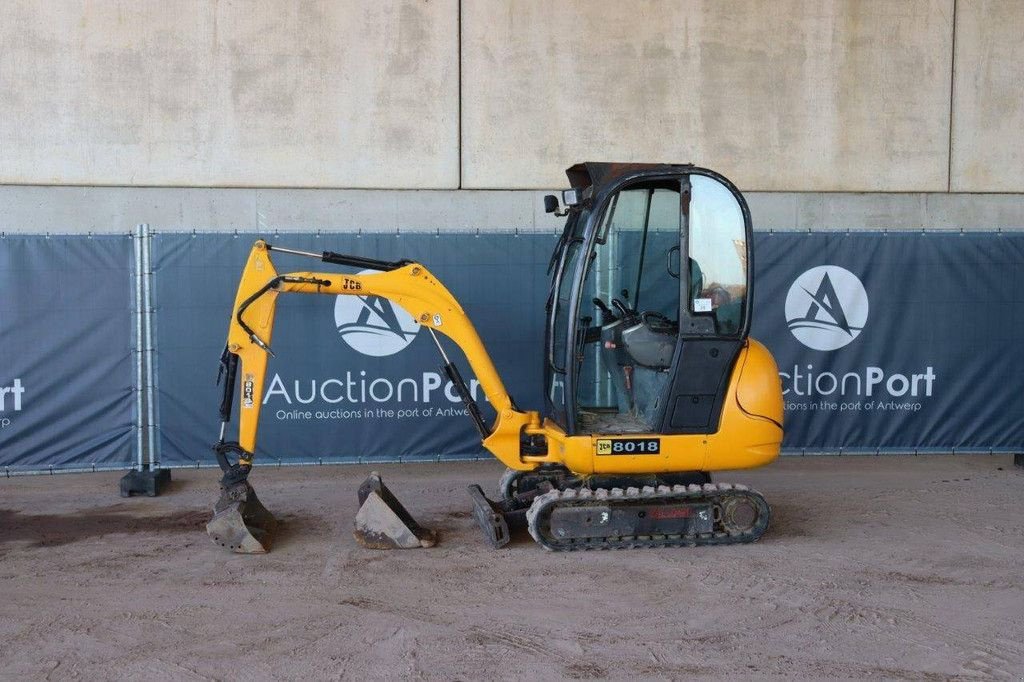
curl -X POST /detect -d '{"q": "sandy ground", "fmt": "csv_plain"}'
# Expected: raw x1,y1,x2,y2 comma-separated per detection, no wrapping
1,456,1022,681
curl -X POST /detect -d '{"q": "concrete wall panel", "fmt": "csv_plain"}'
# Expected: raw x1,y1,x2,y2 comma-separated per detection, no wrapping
462,0,953,191
951,0,1024,192
3,185,1022,235
0,1,459,188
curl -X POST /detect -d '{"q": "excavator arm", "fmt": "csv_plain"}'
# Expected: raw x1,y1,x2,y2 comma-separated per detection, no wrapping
214,240,552,486
208,239,565,552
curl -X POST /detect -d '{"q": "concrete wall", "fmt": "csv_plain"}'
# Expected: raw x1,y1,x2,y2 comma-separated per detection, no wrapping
2,185,1023,235
0,0,1021,196
951,0,1024,192
462,0,953,191
0,1,459,188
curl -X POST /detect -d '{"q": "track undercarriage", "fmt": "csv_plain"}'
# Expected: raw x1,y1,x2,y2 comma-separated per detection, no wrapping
470,467,770,551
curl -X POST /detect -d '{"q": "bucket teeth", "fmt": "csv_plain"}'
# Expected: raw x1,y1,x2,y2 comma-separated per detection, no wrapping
353,472,436,549
206,482,278,554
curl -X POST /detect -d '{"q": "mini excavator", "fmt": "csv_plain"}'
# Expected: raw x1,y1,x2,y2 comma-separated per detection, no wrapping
206,163,784,553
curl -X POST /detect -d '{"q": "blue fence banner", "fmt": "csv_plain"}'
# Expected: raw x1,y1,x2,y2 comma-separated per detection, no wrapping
752,231,1024,453
2,230,1021,473
0,235,136,472
147,230,1024,468
151,232,557,465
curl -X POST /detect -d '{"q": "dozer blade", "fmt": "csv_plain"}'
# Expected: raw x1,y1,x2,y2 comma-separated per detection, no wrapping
353,472,436,549
206,482,278,553
467,482,546,549
468,484,511,549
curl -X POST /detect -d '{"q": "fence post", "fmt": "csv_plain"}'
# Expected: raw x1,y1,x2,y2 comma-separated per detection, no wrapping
119,223,171,497
142,223,160,472
134,225,144,473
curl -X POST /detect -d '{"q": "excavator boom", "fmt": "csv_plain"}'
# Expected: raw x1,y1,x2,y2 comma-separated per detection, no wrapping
218,240,546,469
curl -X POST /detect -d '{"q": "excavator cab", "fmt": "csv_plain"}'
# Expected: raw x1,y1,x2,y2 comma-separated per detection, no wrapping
545,164,752,440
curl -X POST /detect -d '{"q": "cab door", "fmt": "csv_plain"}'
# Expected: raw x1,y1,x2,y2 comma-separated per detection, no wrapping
571,180,682,435
658,172,752,434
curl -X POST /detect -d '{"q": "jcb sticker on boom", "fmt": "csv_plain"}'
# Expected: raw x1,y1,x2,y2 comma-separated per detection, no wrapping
343,277,362,291
596,438,661,455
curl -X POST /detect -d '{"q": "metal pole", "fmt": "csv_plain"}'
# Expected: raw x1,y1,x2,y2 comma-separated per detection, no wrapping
133,225,145,473
142,224,158,471
266,244,322,259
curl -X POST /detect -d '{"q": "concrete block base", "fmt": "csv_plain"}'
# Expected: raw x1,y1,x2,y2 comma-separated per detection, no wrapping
120,468,171,497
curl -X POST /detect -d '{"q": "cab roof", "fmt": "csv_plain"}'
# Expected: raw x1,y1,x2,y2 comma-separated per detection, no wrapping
565,162,695,191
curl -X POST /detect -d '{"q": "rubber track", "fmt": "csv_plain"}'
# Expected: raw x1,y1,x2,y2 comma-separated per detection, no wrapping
525,482,771,551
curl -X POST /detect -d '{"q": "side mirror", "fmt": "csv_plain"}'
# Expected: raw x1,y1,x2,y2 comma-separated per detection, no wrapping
544,195,560,214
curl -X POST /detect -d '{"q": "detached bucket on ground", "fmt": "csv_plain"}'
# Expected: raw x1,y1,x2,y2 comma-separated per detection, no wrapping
353,472,436,549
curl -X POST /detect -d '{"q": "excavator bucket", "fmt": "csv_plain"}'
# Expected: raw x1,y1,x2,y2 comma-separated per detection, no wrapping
353,472,436,549
206,482,278,553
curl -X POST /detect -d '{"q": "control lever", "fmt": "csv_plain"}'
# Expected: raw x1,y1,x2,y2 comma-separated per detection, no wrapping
611,298,632,319
592,298,615,325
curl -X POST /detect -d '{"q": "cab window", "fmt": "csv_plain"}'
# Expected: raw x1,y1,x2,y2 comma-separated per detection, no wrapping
688,175,747,335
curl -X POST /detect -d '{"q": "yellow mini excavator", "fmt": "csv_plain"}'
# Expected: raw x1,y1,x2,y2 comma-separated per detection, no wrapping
206,163,784,553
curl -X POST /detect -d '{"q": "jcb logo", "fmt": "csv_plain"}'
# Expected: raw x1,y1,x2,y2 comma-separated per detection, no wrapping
335,269,420,357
